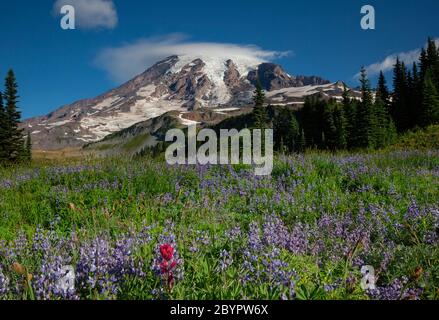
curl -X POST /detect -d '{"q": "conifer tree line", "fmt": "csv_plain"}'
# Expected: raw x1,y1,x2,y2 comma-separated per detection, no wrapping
261,37,439,153
0,69,31,164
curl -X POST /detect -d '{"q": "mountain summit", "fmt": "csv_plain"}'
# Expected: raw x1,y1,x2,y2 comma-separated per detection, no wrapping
22,55,339,150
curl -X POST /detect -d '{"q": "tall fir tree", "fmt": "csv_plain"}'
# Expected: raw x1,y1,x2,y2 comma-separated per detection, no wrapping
342,84,357,149
373,72,398,148
333,104,347,150
411,62,422,127
377,71,391,111
252,81,268,130
3,69,24,162
420,69,439,127
356,67,375,148
419,47,429,82
406,70,417,129
273,108,291,151
392,58,410,132
372,98,389,148
288,113,300,152
300,96,320,148
426,38,439,90
322,102,338,150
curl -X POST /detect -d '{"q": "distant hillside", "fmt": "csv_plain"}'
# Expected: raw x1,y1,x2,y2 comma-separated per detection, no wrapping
84,107,254,156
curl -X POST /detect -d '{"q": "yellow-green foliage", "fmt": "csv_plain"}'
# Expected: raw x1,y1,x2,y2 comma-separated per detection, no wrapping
390,125,439,150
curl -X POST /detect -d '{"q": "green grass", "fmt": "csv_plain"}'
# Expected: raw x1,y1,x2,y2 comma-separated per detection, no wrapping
122,133,151,151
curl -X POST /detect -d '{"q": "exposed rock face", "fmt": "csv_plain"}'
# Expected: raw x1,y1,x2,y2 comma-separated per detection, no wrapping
247,63,330,90
293,75,331,87
224,60,242,90
22,55,337,150
248,63,296,90
169,59,212,104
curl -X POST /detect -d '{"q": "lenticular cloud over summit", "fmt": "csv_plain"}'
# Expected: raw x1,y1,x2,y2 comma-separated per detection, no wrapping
95,34,290,83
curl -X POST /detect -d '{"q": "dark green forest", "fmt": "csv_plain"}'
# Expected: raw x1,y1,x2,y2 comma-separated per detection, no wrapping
270,38,439,153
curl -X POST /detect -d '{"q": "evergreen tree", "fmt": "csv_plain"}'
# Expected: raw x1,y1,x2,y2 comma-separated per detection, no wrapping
426,38,439,90
298,129,306,152
273,108,290,151
4,70,24,162
252,81,268,130
278,137,286,154
419,47,429,81
300,96,322,148
341,82,350,105
356,67,375,148
373,98,389,148
410,62,422,127
288,113,300,152
333,104,347,150
420,69,439,127
342,84,357,149
373,71,398,149
377,71,390,110
386,118,398,146
392,58,410,131
322,102,338,150
273,109,300,153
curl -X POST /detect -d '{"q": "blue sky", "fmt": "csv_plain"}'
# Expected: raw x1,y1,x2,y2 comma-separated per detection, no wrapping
0,0,438,119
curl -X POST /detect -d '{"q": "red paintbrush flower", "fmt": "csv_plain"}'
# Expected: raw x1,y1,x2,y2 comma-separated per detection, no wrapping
160,244,174,261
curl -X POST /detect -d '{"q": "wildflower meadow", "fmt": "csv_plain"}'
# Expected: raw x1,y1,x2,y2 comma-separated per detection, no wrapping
0,149,438,300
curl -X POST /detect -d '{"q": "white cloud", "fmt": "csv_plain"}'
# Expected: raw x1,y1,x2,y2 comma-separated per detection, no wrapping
94,34,291,83
53,0,118,30
357,38,439,78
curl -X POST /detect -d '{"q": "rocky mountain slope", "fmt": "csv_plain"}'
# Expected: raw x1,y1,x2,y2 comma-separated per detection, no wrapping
22,55,355,150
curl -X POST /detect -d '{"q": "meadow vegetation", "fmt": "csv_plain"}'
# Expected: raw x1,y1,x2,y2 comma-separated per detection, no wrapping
0,141,438,300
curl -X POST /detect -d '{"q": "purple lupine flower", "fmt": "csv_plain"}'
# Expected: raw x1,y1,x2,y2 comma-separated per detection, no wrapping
27,228,79,300
379,243,395,273
288,223,309,255
248,222,262,251
218,250,233,272
367,277,422,300
11,232,29,259
405,199,421,221
225,226,242,242
0,265,9,296
424,231,438,244
34,255,78,300
76,237,118,297
162,193,174,204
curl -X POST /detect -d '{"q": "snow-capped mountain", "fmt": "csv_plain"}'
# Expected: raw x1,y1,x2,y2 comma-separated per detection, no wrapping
22,55,349,150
